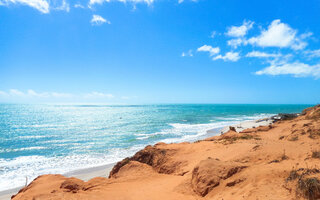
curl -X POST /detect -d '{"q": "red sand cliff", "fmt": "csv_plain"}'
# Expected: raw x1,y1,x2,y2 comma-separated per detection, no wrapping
12,105,320,200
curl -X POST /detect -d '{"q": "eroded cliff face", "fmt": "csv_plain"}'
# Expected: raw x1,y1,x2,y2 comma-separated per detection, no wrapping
12,105,320,200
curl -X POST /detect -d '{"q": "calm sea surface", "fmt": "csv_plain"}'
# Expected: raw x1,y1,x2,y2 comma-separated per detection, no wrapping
0,104,312,191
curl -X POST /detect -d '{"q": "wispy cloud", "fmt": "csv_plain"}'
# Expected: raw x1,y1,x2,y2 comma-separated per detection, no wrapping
181,50,193,57
213,52,240,62
74,3,85,8
256,62,320,78
305,49,320,58
0,0,50,13
210,31,217,39
178,0,198,4
54,0,70,12
91,14,110,25
226,20,254,37
246,51,281,58
227,38,247,48
197,45,220,56
0,89,74,98
89,0,154,7
84,91,114,99
0,89,120,102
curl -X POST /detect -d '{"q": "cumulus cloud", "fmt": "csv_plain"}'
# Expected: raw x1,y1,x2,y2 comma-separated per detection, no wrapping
213,52,240,62
248,19,308,50
91,15,110,25
193,19,318,79
256,62,320,78
246,51,281,58
226,20,254,37
197,45,220,56
0,0,50,13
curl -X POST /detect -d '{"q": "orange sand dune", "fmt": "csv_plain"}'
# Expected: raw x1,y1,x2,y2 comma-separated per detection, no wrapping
12,105,320,200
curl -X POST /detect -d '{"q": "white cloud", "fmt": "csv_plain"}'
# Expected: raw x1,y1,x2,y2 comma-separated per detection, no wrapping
89,0,105,6
74,3,84,8
0,91,8,96
213,52,240,62
0,0,49,13
0,90,119,101
305,49,320,58
210,31,216,38
226,20,254,37
246,51,281,58
248,19,307,50
27,89,49,97
178,0,198,3
181,50,193,57
84,92,114,99
256,62,320,78
51,92,73,98
227,38,247,48
197,45,220,56
89,0,154,7
300,32,313,39
54,0,69,12
9,89,25,96
0,89,74,99
91,15,110,25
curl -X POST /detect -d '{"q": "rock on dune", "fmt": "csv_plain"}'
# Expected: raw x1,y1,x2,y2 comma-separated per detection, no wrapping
303,104,320,120
110,161,157,179
60,178,86,193
109,145,168,178
191,158,246,197
109,144,185,178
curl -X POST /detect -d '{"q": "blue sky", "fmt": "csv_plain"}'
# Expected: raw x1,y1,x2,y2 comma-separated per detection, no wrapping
0,0,320,104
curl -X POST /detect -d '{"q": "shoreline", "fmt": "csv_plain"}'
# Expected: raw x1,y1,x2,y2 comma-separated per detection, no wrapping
1,113,289,200
0,163,115,200
0,127,225,197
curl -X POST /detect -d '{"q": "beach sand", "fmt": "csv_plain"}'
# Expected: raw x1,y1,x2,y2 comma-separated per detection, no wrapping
0,164,113,200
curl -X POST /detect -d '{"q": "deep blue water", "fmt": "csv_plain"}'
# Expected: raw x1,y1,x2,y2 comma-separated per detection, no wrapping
0,104,312,191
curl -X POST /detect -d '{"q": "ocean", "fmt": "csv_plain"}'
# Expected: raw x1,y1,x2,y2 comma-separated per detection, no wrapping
0,104,312,191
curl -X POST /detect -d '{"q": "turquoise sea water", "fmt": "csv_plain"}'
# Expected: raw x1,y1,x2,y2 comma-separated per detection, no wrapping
0,104,312,191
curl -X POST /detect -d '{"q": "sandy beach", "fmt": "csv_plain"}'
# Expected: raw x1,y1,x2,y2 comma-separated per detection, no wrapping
8,105,320,200
0,164,114,200
0,116,263,200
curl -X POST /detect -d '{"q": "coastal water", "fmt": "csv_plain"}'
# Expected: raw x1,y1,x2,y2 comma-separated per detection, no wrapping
0,104,312,191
